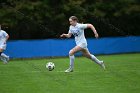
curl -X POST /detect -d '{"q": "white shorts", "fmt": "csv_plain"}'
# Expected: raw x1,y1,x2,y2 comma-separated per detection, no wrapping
0,44,6,50
77,43,88,50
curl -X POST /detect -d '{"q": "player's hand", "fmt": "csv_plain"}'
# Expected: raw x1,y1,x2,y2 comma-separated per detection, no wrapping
95,33,99,38
60,34,65,38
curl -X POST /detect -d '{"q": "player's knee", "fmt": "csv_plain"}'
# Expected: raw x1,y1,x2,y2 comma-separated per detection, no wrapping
69,50,74,56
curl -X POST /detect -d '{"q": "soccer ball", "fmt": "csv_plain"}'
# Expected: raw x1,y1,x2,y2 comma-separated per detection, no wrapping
46,62,55,71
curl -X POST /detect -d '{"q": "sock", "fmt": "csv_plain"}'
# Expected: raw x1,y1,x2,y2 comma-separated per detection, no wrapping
0,52,7,62
90,54,102,65
69,55,75,69
1,53,8,58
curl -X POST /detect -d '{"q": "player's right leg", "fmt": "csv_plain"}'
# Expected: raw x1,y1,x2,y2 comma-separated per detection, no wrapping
81,49,105,70
65,46,83,73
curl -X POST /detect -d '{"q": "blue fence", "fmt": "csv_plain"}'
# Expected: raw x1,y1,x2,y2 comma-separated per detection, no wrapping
5,36,140,58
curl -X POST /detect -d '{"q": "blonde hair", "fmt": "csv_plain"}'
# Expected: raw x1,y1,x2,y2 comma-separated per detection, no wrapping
69,16,79,22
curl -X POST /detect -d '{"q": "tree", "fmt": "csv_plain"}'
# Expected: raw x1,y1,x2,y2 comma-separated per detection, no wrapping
0,0,139,39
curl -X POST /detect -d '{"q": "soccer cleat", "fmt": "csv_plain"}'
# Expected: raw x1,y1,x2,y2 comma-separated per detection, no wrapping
65,68,73,73
100,61,106,70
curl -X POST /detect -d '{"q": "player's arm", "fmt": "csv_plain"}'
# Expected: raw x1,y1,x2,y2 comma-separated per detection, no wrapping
87,24,99,38
3,31,9,44
4,34,9,44
60,33,72,38
5,34,9,41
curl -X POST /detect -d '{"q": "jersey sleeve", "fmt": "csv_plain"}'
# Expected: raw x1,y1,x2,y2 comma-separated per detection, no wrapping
3,31,8,37
68,26,72,33
78,24,88,29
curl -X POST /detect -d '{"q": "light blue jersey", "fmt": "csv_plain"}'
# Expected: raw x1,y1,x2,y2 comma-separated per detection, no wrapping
69,23,88,48
0,30,8,49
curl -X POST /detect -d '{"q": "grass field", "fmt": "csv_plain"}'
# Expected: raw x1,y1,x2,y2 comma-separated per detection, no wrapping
0,53,140,93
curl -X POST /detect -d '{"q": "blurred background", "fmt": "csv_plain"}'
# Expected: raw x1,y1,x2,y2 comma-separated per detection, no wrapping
0,0,140,40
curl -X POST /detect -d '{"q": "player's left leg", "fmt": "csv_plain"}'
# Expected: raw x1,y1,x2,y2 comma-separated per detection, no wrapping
65,46,83,72
81,49,105,69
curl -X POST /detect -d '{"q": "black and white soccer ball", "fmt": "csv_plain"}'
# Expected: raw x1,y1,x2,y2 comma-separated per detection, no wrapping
46,62,55,71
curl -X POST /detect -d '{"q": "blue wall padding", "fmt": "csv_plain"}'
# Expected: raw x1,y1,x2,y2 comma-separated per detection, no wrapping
87,36,140,54
5,36,140,58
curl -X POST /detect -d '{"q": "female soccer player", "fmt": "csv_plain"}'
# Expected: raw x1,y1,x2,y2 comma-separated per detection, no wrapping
0,25,9,64
60,16,105,72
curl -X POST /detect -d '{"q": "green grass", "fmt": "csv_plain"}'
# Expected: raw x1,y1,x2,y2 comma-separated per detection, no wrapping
0,53,140,93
